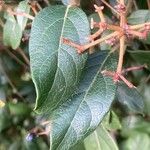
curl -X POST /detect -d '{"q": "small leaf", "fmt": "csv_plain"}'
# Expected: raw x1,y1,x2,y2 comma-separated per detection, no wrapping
84,125,119,150
16,0,30,31
102,111,122,130
3,14,22,49
29,5,90,113
50,51,117,150
3,0,30,49
128,50,150,70
116,82,144,113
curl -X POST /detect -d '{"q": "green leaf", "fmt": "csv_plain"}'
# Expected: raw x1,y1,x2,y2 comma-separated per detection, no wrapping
84,125,119,150
3,0,30,49
3,14,22,49
16,0,30,31
128,50,150,70
29,5,90,113
128,10,150,25
121,133,150,150
102,111,122,131
50,51,117,150
116,82,144,113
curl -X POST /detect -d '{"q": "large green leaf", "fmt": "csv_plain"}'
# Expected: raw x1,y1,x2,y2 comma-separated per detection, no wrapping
50,51,117,150
29,5,90,113
84,125,118,150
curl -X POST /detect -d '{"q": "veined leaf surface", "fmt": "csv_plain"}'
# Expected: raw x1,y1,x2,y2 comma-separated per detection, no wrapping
29,5,90,113
50,51,117,150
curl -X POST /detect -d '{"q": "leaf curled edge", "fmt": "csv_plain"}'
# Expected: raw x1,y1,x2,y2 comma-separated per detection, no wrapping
29,5,90,113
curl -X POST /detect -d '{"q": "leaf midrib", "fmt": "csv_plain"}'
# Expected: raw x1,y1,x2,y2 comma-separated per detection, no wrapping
35,6,71,111
56,53,111,149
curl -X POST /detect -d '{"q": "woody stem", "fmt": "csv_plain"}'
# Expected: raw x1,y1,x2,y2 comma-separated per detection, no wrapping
82,31,119,51
117,0,126,73
63,31,119,53
131,22,150,30
7,9,34,20
101,0,120,16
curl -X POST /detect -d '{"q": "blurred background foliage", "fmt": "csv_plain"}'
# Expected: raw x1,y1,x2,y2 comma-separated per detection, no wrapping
0,0,150,150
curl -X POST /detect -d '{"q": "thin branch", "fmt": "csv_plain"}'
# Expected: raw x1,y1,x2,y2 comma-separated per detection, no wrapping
147,0,150,9
5,48,28,68
94,4,105,22
7,9,34,20
30,4,38,15
125,0,133,16
117,36,125,73
82,31,119,49
88,29,103,41
0,59,25,100
0,18,4,28
127,30,144,38
101,0,120,16
43,0,50,6
122,65,146,74
117,1,126,74
120,0,125,5
107,24,123,32
63,31,119,53
0,44,28,68
16,48,30,66
118,73,136,88
130,22,150,30
36,2,42,10
133,0,138,10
